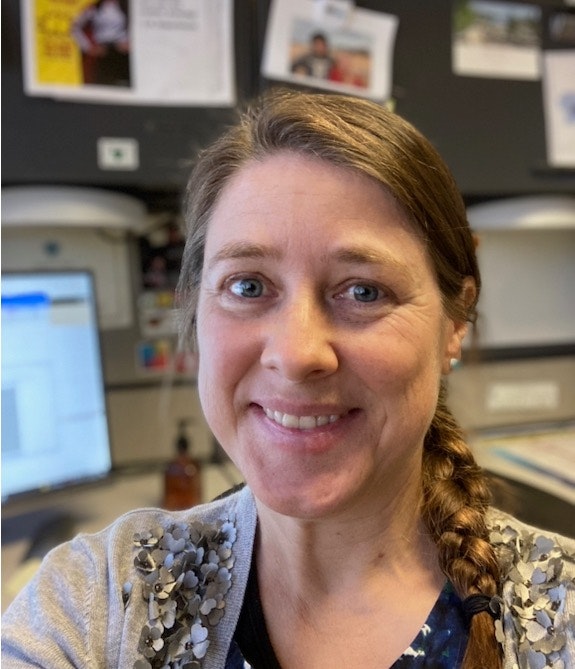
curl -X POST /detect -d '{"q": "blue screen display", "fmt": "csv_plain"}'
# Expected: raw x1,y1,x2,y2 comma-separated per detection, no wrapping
1,270,112,500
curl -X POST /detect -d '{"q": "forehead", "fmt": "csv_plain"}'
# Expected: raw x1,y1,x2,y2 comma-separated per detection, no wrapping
209,152,414,232
201,153,438,289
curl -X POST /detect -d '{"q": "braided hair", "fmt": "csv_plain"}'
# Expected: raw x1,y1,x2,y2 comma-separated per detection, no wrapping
178,89,501,668
424,386,501,668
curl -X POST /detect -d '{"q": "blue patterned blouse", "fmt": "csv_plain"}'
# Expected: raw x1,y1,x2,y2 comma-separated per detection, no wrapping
393,581,469,667
232,561,469,668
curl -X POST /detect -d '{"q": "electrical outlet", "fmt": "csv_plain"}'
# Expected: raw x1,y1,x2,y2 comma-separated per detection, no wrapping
97,137,139,171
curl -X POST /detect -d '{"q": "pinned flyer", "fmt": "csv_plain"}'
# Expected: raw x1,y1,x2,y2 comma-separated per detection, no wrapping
261,0,398,101
21,0,235,106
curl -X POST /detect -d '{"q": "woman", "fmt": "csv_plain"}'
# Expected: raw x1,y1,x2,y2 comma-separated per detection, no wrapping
71,0,130,87
2,90,574,668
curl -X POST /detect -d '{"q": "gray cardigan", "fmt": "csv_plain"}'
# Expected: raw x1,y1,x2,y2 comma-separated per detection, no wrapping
2,486,574,668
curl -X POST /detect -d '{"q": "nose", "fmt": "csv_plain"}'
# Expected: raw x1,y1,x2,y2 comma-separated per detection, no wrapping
260,294,338,382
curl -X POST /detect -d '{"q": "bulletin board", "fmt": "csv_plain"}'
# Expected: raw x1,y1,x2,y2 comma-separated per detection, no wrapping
257,0,575,197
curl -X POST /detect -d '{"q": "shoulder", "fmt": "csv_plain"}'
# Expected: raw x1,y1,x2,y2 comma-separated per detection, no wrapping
486,507,575,600
69,484,258,572
486,509,575,668
1,487,257,666
487,508,575,570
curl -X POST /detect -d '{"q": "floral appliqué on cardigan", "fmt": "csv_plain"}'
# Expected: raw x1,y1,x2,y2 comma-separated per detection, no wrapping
127,516,237,669
490,519,575,669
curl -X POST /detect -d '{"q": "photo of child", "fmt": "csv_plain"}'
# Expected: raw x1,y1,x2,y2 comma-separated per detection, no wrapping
288,19,372,90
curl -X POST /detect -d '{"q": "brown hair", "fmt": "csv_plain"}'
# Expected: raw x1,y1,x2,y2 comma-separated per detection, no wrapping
178,89,501,668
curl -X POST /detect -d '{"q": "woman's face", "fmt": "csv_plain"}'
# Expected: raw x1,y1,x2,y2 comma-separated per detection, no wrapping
196,153,466,519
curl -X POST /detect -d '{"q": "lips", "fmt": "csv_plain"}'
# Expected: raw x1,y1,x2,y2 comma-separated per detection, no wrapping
262,407,342,430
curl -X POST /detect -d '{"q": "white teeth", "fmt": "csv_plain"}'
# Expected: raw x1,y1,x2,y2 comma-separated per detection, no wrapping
298,415,317,429
282,413,300,429
263,407,341,430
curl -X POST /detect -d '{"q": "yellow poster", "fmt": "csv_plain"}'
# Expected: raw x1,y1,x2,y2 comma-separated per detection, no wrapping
22,0,236,106
33,0,94,86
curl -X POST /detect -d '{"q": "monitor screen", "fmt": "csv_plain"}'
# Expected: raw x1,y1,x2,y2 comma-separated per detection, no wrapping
1,270,112,502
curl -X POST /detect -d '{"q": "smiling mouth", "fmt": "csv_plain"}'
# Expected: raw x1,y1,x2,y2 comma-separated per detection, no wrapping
262,407,342,430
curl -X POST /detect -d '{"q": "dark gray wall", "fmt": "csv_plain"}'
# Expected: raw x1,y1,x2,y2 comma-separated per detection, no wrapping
1,0,258,205
3,0,574,203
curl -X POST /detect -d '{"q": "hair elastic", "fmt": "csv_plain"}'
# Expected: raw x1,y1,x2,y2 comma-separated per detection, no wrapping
462,594,503,622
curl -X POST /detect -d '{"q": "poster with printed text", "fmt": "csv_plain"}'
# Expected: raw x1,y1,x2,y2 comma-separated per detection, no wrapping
21,0,235,106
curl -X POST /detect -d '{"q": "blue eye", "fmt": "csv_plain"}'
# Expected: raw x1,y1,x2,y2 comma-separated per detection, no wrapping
351,284,380,302
230,278,264,298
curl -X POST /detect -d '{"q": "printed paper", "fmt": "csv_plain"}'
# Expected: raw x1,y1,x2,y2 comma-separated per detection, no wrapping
262,0,398,101
21,0,235,106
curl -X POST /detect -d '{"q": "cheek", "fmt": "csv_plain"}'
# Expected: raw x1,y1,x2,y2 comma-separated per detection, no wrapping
356,325,444,426
196,309,257,436
196,310,228,430
356,323,444,388
402,344,445,428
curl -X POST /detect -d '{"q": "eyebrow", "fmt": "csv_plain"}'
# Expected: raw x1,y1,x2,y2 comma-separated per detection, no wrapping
330,246,413,279
207,241,282,270
208,241,412,277
332,246,401,266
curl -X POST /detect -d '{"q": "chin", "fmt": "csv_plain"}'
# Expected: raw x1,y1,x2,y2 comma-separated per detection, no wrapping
250,476,356,521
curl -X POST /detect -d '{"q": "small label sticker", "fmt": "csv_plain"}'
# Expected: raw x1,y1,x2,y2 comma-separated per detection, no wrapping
97,137,139,171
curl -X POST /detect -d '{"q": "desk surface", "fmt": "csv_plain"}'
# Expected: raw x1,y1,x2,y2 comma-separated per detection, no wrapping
1,463,243,613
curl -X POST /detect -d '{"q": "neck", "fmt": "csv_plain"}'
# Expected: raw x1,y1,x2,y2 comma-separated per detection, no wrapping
255,475,441,597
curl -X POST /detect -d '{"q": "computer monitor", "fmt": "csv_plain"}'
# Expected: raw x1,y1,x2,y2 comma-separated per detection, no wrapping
1,269,112,504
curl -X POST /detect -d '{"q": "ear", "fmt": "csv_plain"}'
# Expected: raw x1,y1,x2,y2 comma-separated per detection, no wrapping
441,277,477,375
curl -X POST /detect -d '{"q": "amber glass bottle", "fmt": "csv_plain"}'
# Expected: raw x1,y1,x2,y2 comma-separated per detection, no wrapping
162,419,202,510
